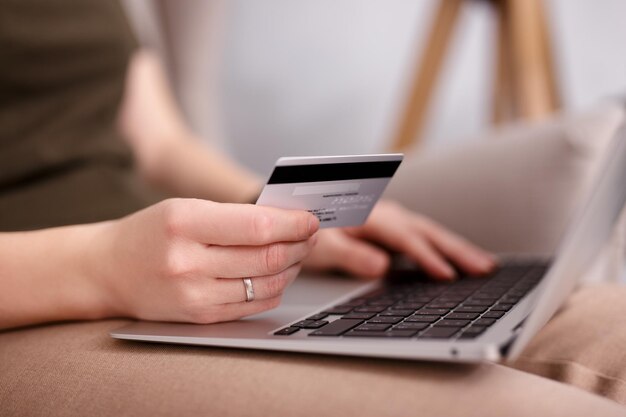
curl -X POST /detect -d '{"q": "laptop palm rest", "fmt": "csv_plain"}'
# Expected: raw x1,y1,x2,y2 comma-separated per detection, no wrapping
112,273,365,342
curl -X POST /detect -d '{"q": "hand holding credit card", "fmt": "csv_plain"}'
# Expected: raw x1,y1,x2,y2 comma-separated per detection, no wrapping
256,154,403,228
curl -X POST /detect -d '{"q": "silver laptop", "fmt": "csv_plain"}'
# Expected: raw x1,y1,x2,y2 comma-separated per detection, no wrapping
112,123,626,363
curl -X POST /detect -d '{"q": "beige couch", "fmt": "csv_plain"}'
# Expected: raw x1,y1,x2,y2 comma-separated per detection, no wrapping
1,104,625,416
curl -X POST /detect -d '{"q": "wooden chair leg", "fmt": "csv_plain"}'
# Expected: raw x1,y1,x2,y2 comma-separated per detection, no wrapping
492,0,515,124
507,0,556,120
390,0,463,151
535,1,560,109
390,0,560,150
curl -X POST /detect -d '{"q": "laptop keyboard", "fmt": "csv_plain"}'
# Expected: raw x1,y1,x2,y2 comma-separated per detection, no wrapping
274,263,547,340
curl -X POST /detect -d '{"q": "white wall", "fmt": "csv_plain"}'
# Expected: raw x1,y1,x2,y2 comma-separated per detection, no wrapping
215,0,626,176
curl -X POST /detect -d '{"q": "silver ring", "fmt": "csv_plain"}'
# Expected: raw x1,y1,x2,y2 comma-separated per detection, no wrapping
243,278,255,302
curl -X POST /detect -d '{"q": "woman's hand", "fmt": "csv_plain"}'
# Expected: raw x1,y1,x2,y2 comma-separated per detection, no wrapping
93,198,319,324
303,200,495,280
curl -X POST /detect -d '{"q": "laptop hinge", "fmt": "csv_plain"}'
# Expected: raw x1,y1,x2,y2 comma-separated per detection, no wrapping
499,334,518,357
499,316,527,357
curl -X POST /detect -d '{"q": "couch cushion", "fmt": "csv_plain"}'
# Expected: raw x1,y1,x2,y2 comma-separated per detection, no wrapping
0,319,624,417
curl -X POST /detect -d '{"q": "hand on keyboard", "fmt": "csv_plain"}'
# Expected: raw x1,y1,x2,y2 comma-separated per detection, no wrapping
303,200,496,280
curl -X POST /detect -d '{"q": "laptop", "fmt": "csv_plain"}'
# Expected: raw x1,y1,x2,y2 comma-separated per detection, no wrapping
111,122,626,363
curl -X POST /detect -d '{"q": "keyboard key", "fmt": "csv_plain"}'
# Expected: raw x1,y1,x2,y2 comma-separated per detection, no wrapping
323,306,354,315
354,305,387,313
418,326,462,339
415,308,450,316
343,312,376,320
300,320,329,329
426,302,459,309
393,322,429,331
342,299,368,307
472,292,504,300
458,326,487,339
446,312,480,320
344,331,386,337
501,295,522,304
407,296,437,303
366,299,396,307
274,327,299,336
357,288,385,299
449,283,482,291
393,302,425,309
344,330,418,338
379,309,414,317
462,299,494,307
306,313,328,321
405,315,440,323
490,303,514,311
383,330,419,338
482,311,505,319
474,318,497,326
354,323,391,331
435,296,467,303
454,306,488,313
435,319,471,327
308,319,363,336
367,316,403,324
292,320,315,328
291,319,328,329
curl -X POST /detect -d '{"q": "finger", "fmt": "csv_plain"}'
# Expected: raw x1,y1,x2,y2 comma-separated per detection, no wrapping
214,296,284,322
418,221,496,275
304,231,389,279
214,263,301,303
185,295,285,324
356,219,456,280
402,235,457,280
166,199,319,245
203,237,316,277
336,238,390,279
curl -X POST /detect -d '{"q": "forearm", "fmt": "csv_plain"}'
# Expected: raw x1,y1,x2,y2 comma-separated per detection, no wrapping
0,223,116,330
146,135,262,203
118,50,262,204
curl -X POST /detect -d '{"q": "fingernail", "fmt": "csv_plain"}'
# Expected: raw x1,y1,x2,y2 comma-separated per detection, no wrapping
308,216,319,234
441,265,456,280
479,255,497,271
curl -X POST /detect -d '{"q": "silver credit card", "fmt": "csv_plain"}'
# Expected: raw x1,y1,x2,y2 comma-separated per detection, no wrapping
256,154,403,228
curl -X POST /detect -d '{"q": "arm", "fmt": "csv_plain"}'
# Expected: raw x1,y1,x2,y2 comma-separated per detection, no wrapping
116,49,495,280
0,199,318,331
0,223,115,329
117,50,262,204
0,55,496,332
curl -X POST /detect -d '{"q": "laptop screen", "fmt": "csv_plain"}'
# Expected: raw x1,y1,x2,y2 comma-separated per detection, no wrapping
508,122,626,360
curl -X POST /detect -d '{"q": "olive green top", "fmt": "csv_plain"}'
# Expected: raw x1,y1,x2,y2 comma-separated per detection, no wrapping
0,0,163,231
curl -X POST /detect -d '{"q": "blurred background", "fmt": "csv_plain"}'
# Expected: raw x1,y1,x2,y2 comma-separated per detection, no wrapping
123,0,626,177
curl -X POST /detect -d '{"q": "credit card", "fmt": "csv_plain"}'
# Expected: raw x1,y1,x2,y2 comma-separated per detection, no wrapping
256,154,403,228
